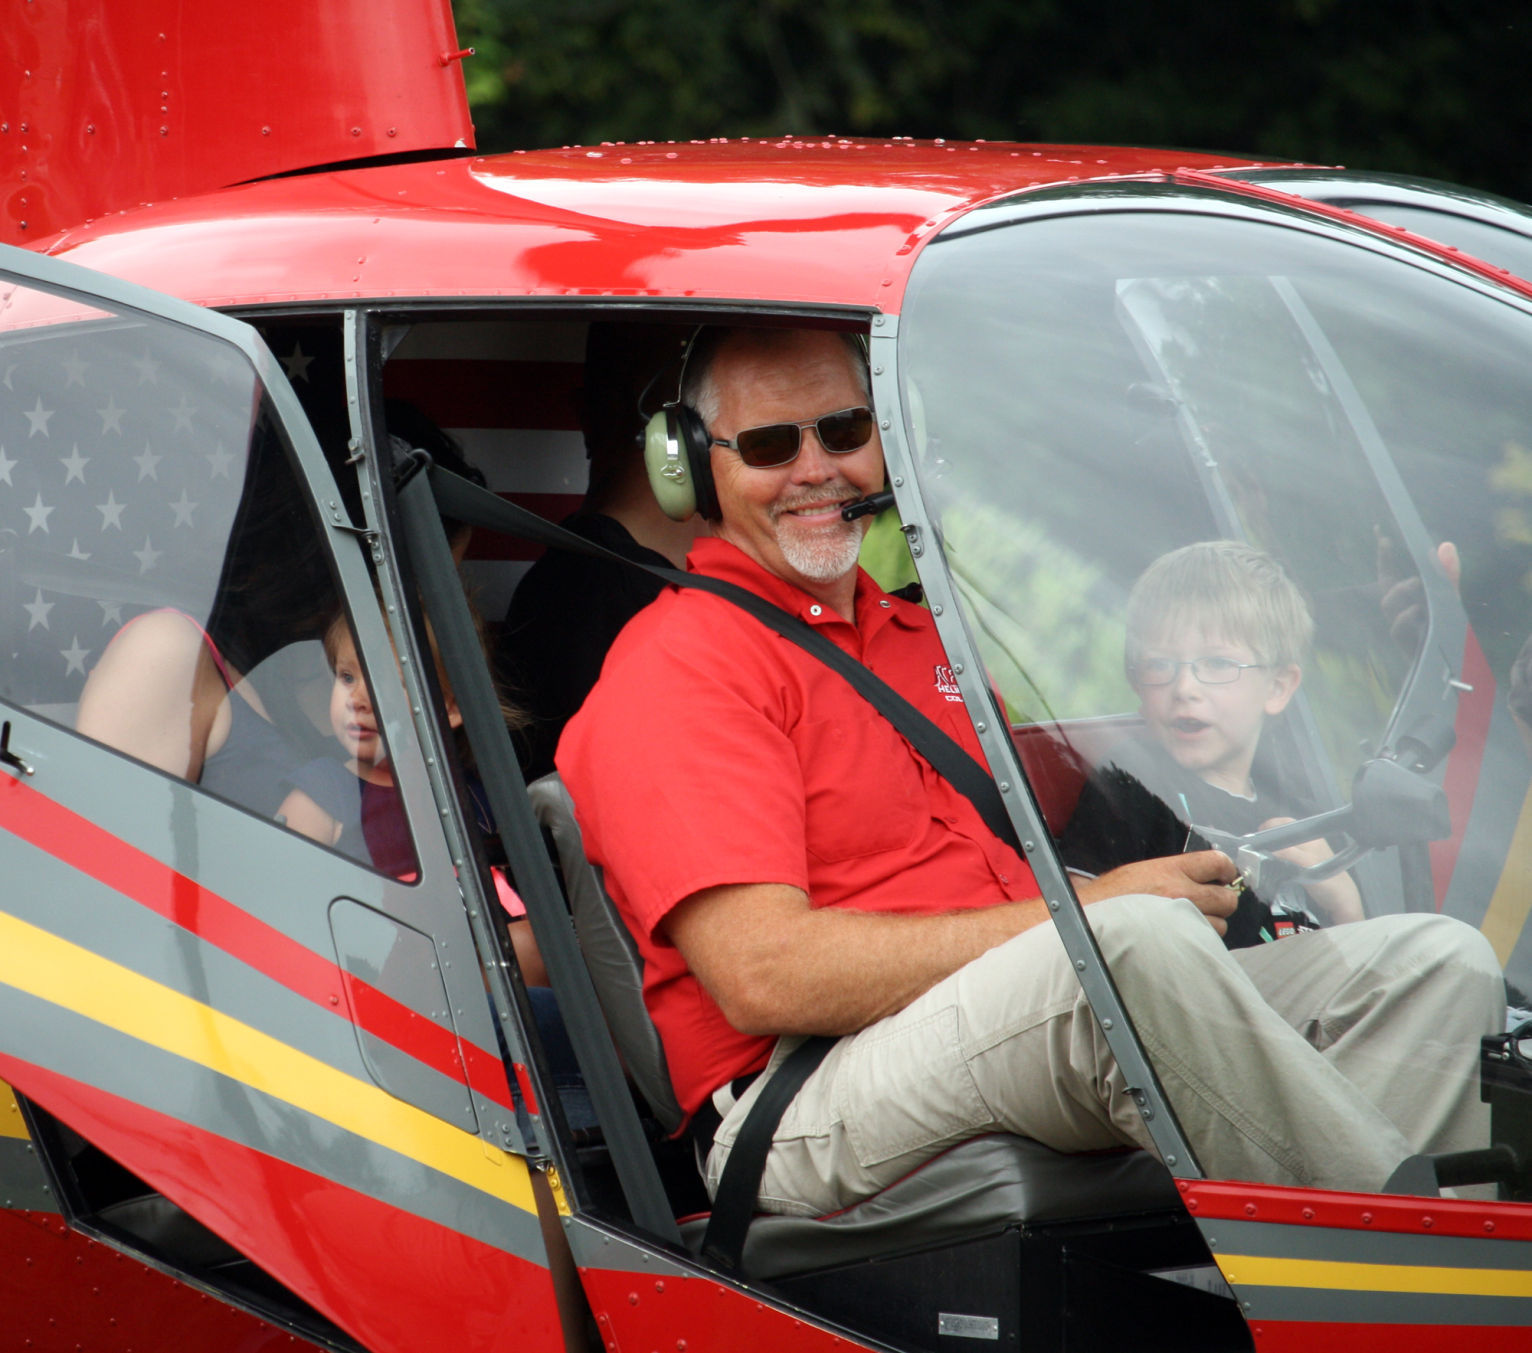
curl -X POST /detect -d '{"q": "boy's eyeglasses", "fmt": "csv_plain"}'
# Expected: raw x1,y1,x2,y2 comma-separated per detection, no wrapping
711,406,875,468
1131,656,1267,687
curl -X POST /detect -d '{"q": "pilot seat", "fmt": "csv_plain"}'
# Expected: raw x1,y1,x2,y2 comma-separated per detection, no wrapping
527,774,1251,1353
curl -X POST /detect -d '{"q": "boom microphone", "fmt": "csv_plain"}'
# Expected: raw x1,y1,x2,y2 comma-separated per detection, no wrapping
841,489,896,521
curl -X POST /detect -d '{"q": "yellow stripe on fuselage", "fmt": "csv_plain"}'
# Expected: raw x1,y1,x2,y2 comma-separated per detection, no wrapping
1479,783,1532,965
0,910,534,1214
1,1079,30,1140
1216,1253,1532,1299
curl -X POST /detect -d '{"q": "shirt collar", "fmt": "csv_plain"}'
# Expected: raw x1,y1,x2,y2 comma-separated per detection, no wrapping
685,537,923,637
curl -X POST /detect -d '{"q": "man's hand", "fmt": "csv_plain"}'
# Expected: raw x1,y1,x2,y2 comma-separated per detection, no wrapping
1075,850,1241,935
1379,534,1460,654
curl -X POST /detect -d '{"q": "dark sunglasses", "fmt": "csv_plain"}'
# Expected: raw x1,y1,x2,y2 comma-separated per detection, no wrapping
710,406,875,468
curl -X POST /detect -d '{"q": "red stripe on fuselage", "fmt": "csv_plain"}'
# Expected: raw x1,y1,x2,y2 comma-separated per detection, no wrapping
0,773,512,1109
1184,1177,1532,1239
0,1055,562,1353
1431,630,1495,905
1244,1321,1532,1353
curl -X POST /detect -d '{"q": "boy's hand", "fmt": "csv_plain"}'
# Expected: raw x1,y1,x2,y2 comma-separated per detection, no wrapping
1078,850,1241,935
1260,817,1365,924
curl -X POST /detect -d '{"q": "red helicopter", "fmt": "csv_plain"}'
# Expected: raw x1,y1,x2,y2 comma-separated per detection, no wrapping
7,3,1532,1351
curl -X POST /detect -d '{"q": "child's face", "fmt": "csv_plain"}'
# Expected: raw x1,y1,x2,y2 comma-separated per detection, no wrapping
1131,622,1299,795
329,634,385,768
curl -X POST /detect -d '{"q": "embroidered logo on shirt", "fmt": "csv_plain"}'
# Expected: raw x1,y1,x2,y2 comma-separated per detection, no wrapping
934,664,965,703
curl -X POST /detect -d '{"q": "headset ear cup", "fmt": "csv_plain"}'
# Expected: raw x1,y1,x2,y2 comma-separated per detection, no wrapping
674,404,719,520
644,407,698,520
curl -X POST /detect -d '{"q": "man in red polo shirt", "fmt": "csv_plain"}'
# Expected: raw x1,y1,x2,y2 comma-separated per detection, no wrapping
557,326,1501,1214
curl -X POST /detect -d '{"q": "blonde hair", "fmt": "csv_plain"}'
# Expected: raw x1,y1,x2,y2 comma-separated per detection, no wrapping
1126,540,1314,670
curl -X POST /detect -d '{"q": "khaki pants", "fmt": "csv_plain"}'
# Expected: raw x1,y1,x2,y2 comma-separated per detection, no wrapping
705,896,1503,1216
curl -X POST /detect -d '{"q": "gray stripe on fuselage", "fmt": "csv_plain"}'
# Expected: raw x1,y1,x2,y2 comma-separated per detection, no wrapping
0,1134,58,1212
2,820,484,1131
0,981,548,1266
1211,1216,1532,1270
1239,1284,1532,1327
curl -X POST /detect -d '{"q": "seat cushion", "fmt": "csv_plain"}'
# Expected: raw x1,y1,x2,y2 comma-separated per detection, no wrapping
680,1134,1180,1280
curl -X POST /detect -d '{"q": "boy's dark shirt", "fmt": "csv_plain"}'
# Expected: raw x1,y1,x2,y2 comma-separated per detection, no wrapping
499,512,671,780
1059,734,1321,948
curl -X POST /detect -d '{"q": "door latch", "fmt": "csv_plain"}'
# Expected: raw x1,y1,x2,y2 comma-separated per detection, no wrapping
1,721,35,776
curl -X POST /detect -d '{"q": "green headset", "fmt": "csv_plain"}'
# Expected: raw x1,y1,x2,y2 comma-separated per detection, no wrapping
643,394,719,522
642,325,722,521
643,328,873,522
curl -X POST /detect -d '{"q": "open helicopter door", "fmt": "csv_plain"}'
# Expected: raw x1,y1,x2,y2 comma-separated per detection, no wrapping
0,244,566,1353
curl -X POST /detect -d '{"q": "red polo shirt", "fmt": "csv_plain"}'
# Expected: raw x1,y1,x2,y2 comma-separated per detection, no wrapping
556,538,1037,1123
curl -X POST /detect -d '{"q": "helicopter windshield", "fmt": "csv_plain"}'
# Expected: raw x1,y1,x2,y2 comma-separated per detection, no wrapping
898,197,1532,1194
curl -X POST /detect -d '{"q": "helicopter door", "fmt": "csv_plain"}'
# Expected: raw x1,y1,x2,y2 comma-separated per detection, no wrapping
0,248,562,1353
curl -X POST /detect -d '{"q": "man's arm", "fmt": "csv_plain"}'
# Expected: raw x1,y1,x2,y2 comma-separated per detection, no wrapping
664,850,1239,1037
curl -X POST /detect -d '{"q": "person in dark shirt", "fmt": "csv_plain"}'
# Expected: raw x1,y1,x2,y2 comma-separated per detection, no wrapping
1061,540,1363,946
500,322,699,778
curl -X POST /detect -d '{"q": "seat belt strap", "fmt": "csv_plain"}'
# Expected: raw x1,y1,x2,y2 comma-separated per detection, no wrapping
424,460,1024,854
698,1035,836,1273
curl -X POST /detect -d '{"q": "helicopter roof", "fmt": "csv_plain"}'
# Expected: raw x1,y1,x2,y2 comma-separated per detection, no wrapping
38,140,1283,311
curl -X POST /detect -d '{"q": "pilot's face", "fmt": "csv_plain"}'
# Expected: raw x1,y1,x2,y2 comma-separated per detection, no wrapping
706,332,883,597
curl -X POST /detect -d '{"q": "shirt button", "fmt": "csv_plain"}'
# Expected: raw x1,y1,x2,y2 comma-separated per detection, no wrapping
879,599,891,608
999,873,1010,885
809,604,823,616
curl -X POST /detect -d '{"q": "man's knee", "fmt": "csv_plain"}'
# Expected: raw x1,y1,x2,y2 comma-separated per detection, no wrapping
1410,914,1504,1019
1085,893,1225,970
1365,912,1500,983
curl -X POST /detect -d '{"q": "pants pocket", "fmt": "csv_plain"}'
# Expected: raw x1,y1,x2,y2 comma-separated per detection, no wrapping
833,1002,994,1169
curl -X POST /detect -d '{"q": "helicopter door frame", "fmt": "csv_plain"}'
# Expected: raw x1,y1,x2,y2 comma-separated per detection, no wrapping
0,244,565,1353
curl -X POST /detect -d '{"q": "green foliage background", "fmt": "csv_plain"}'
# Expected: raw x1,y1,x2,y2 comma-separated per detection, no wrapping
454,0,1532,201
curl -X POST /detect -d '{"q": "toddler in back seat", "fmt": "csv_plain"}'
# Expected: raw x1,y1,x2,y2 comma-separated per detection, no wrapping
277,609,421,874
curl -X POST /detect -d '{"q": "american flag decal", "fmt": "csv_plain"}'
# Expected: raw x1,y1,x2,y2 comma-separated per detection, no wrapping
0,289,255,715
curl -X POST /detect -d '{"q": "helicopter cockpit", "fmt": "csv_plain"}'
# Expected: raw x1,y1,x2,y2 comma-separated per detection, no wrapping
8,173,1532,1351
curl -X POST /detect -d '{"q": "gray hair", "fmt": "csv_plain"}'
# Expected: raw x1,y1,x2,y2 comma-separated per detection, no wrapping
681,327,871,429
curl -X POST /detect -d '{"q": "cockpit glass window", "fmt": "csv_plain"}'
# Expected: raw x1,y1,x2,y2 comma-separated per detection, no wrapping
900,205,1532,1196
1349,204,1532,284
0,278,420,878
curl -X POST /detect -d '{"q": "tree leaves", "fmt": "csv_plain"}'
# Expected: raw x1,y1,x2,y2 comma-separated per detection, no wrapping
454,0,1532,201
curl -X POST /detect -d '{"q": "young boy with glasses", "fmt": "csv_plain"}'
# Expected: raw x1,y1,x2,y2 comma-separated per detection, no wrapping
1060,540,1363,946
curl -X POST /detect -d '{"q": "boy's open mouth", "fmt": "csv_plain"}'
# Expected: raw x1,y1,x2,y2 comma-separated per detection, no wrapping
1170,717,1210,734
